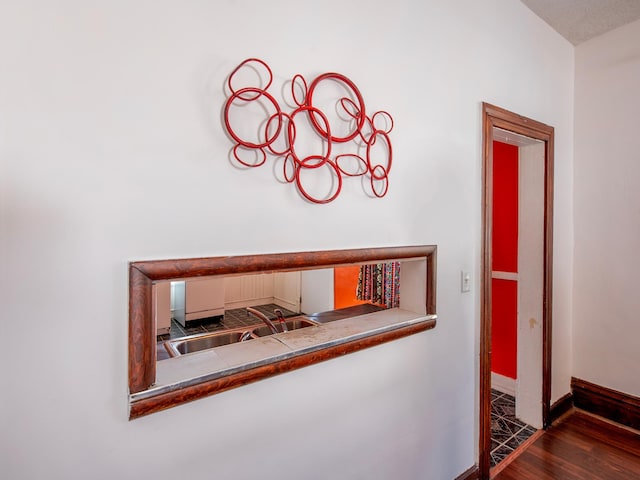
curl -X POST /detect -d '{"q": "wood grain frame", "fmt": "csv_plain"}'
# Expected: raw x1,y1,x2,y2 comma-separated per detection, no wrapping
481,103,554,478
129,245,437,419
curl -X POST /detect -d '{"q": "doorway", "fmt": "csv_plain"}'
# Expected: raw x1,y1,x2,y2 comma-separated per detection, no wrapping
480,103,554,479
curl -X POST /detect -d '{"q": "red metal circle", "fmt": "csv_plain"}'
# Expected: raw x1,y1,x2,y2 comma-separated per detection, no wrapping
370,165,389,197
288,105,332,168
295,158,343,204
265,112,293,156
335,154,368,177
224,87,282,149
227,58,273,101
306,72,366,143
291,74,308,107
339,97,362,120
232,143,267,168
366,129,393,178
371,110,394,134
283,153,297,183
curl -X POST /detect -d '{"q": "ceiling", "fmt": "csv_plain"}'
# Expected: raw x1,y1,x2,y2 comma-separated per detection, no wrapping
520,0,640,45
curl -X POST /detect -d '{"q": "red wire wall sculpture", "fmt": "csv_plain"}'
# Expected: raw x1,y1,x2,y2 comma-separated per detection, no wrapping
223,58,394,204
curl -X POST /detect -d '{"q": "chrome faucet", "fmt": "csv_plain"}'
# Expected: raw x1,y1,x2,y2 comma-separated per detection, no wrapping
246,307,279,334
274,309,288,332
239,330,253,342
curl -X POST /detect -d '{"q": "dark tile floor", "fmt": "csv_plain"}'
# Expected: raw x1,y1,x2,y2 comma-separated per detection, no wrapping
491,389,537,467
156,304,300,360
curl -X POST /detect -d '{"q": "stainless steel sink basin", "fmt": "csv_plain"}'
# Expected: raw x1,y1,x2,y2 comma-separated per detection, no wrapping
251,318,317,337
165,331,248,357
163,318,318,357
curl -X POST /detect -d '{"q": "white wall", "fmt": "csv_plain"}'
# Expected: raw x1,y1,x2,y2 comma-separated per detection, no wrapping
0,1,574,479
573,19,640,397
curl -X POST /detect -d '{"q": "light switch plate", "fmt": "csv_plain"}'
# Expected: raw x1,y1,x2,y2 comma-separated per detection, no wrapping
461,271,471,293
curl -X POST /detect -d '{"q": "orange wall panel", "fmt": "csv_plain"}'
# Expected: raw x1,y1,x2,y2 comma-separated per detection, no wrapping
333,266,369,309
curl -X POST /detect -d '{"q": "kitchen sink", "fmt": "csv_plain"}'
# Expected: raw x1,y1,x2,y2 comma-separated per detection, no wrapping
250,318,317,337
164,317,318,357
165,331,248,357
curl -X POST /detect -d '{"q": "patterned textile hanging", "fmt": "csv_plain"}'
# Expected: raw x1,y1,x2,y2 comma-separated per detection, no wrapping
356,262,400,308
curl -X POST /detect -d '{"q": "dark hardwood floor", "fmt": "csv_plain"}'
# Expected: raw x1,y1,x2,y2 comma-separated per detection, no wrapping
494,410,640,479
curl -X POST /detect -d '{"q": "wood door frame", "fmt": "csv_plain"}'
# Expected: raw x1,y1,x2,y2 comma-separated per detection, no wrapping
480,103,554,478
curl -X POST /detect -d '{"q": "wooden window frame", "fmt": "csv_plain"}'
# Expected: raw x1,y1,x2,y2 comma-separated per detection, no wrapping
129,245,437,419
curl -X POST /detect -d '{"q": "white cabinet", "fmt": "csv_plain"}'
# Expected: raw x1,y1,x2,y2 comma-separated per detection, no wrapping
171,278,225,327
182,277,225,325
154,281,172,335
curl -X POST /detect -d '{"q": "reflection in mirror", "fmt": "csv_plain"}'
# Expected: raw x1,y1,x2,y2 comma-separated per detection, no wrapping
129,246,437,419
154,271,305,360
154,263,405,361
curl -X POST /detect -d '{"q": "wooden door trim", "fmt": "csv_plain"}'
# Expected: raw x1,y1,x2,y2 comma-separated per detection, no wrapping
480,102,554,479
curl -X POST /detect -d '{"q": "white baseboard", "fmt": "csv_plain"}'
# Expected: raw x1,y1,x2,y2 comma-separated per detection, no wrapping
224,297,275,310
273,297,300,313
492,372,516,396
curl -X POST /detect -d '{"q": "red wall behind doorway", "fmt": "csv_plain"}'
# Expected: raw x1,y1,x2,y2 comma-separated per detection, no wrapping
491,141,518,380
